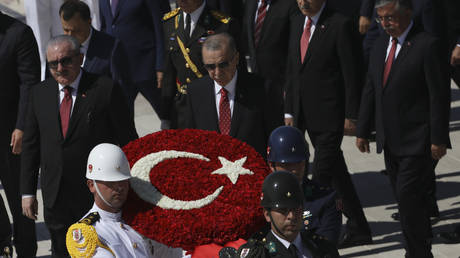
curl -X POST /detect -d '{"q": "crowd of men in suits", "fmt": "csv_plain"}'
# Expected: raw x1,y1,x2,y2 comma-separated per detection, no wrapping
0,0,460,257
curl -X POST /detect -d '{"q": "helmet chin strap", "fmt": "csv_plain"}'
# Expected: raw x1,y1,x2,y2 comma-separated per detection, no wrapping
268,209,292,242
93,180,114,208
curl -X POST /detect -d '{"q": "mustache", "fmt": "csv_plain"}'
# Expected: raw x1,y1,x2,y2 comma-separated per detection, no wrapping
54,70,68,77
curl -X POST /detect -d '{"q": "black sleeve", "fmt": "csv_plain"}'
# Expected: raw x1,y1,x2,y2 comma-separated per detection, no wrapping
15,24,41,130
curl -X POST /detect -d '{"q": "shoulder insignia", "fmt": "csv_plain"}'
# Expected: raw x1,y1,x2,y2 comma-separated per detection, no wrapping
163,8,181,21
66,223,99,257
79,212,100,225
210,10,231,24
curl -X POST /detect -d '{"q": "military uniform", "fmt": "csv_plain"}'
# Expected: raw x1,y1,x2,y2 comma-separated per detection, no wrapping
236,228,339,258
66,204,183,257
302,179,342,245
160,6,237,128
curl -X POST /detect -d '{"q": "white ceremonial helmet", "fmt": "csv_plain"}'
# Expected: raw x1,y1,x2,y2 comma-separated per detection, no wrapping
86,143,131,181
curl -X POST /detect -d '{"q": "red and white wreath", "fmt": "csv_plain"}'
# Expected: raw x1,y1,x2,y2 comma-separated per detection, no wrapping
122,129,270,251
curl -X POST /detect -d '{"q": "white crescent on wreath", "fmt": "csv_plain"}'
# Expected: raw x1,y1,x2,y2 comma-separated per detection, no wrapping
130,150,254,210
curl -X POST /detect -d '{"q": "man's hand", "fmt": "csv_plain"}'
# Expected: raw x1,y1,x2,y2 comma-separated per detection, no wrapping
356,137,370,153
344,119,356,136
10,129,24,155
156,71,164,89
451,45,460,66
431,144,447,160
359,16,371,35
22,196,38,220
285,117,294,126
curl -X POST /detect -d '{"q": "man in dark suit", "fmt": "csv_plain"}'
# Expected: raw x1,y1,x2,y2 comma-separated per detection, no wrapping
99,0,168,120
0,11,40,257
240,0,299,127
161,0,237,129
284,0,371,248
59,0,128,87
21,35,138,257
184,33,281,157
356,1,450,256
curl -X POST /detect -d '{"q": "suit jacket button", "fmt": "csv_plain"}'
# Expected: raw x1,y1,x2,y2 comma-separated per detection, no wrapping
111,25,115,29
186,78,191,83
186,48,190,53
185,63,190,68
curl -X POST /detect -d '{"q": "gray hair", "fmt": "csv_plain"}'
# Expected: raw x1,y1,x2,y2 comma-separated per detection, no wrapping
375,0,412,11
46,35,81,55
202,32,237,56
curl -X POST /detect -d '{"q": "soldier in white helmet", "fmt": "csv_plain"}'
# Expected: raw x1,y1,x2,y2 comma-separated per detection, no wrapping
65,143,183,257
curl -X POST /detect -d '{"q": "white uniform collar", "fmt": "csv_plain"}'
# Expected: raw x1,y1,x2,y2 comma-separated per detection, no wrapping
92,202,122,222
270,229,301,250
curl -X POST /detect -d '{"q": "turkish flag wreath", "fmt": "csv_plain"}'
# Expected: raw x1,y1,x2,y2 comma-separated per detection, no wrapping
122,129,270,252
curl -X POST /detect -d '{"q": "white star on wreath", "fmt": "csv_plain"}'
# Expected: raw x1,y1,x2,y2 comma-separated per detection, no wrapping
211,157,253,184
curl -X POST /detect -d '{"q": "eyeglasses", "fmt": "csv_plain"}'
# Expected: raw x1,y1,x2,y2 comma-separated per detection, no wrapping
203,55,235,71
47,54,78,69
375,15,395,23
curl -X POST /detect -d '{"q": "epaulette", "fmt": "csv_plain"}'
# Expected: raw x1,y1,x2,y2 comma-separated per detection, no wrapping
163,8,181,21
79,212,100,225
66,212,115,257
210,10,231,24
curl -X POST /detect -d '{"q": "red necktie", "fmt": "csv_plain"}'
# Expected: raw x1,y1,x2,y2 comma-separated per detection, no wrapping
300,17,312,63
254,0,268,46
219,88,231,135
383,38,397,87
60,86,73,138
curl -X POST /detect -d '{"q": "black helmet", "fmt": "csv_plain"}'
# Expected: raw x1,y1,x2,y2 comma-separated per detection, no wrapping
261,171,303,209
267,126,309,163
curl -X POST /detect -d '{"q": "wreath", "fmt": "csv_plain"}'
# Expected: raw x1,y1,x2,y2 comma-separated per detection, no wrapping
122,129,269,251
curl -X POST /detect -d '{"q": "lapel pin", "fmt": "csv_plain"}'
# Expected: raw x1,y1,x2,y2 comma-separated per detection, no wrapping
407,41,411,47
321,24,325,29
82,93,86,98
207,30,215,35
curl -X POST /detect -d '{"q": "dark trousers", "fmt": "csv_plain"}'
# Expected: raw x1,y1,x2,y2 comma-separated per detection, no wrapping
44,186,92,258
306,130,370,235
0,138,37,257
121,79,162,120
384,149,433,258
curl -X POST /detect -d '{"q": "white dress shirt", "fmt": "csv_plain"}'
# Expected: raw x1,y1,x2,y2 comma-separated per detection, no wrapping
214,71,238,119
385,21,413,61
271,230,312,258
183,1,206,37
58,69,82,115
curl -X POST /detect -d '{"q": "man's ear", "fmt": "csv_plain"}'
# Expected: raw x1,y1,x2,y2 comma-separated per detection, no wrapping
87,179,95,193
263,209,271,223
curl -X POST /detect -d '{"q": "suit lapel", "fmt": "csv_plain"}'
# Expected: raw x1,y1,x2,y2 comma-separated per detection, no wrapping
384,27,417,90
47,80,64,141
246,0,258,48
83,30,97,72
205,79,220,132
376,35,389,91
189,9,208,46
294,15,304,70
302,7,330,66
112,0,126,22
65,71,91,140
177,11,188,44
229,75,244,137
